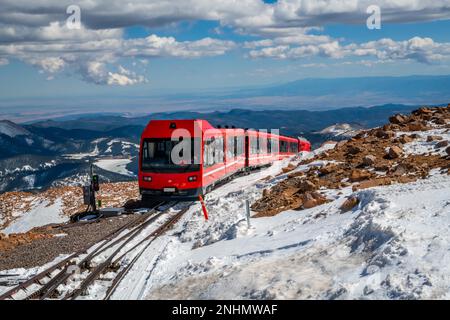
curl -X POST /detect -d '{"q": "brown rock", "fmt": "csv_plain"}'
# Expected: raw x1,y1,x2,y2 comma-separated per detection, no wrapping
434,118,446,125
298,180,317,192
413,107,433,115
262,189,270,197
302,192,328,209
398,135,413,144
362,155,377,166
340,196,359,212
446,146,450,156
375,129,395,139
407,122,428,131
281,163,296,173
435,140,449,149
427,135,443,142
387,146,403,159
319,164,337,175
374,164,389,172
392,164,408,176
347,145,362,155
350,169,372,182
389,114,408,124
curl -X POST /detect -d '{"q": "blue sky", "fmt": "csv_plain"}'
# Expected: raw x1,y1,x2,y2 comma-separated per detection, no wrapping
1,0,450,116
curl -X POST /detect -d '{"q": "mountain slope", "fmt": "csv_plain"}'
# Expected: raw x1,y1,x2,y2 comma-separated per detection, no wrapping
0,105,449,300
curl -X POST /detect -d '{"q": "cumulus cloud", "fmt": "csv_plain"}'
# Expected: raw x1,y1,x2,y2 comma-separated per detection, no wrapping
248,36,450,64
29,57,65,73
0,29,235,84
79,61,147,86
1,0,450,84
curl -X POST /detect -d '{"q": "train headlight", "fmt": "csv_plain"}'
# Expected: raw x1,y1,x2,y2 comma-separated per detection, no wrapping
188,176,197,182
143,176,152,182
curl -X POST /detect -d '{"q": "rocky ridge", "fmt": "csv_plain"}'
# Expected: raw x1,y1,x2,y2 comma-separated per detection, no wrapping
252,104,450,217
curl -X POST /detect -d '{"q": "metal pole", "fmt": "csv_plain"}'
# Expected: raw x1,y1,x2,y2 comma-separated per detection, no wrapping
90,163,97,213
245,200,251,228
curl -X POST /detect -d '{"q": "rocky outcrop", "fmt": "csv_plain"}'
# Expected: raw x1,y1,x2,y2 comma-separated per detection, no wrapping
252,104,450,218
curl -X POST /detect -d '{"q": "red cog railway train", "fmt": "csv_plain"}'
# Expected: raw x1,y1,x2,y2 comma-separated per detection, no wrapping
138,120,311,201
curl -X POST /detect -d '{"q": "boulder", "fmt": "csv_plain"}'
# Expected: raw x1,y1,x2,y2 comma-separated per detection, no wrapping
435,140,449,149
446,146,450,156
347,145,362,155
407,122,428,131
389,114,408,124
350,169,372,182
298,180,317,192
433,118,446,125
398,135,413,144
387,146,403,159
413,107,433,115
392,164,408,176
319,164,337,175
362,155,377,166
302,192,328,209
375,129,395,139
427,135,443,142
340,197,359,212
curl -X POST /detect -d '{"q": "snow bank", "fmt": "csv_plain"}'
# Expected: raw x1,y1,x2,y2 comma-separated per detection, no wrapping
2,199,66,235
143,163,450,300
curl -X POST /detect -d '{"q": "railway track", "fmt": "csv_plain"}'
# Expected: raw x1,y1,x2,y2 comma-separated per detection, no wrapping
0,201,193,300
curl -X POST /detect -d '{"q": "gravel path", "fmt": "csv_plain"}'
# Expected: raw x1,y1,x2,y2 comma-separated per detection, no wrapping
0,215,142,271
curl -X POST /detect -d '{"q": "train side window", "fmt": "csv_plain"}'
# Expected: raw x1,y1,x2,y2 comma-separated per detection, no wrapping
267,138,272,154
226,137,234,159
204,138,215,168
234,136,238,157
252,136,258,154
280,140,288,153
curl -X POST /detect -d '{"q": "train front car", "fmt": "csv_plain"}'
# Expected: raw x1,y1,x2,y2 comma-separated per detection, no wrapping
139,119,209,201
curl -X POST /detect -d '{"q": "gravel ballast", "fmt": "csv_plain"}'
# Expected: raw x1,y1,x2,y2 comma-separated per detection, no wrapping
0,215,142,271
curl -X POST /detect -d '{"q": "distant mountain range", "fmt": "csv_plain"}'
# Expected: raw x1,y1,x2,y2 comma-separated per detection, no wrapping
0,103,444,193
29,103,422,140
2,75,450,123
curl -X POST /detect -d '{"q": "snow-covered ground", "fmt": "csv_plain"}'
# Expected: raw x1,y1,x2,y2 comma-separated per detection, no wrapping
63,145,100,159
396,128,450,157
94,159,134,176
2,199,65,235
140,165,450,300
1,131,449,300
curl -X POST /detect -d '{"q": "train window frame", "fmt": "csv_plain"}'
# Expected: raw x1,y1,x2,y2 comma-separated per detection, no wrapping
141,138,200,173
204,136,225,168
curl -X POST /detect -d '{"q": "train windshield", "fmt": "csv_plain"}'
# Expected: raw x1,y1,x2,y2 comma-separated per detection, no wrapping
141,138,201,173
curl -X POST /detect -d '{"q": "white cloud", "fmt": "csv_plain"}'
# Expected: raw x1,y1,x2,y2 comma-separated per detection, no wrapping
29,57,65,73
0,58,8,66
248,36,450,64
79,61,147,86
0,30,235,84
1,1,450,84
